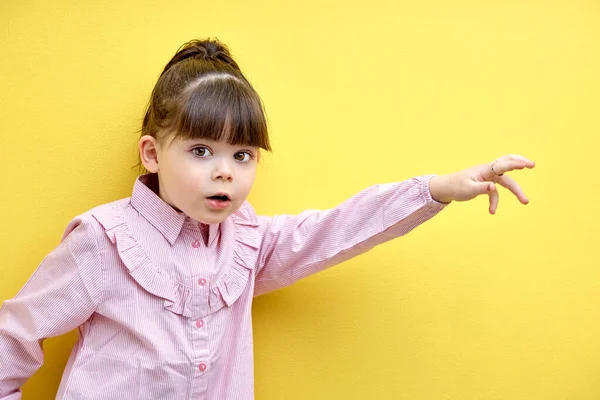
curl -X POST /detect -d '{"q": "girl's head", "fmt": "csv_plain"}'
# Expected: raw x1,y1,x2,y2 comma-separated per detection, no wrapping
139,38,271,224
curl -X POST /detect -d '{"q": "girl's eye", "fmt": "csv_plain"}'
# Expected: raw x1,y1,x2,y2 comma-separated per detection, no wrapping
234,152,253,163
192,147,212,157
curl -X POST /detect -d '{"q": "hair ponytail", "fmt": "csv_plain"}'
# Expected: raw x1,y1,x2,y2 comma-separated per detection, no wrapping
160,39,241,76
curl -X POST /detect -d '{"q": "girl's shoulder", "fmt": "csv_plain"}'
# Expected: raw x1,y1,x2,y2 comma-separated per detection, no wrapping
60,198,130,244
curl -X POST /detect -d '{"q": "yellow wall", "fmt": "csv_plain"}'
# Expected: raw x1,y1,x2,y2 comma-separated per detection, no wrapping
1,0,598,398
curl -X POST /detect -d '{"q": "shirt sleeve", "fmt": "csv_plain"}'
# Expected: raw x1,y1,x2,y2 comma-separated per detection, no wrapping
0,216,104,400
253,175,449,297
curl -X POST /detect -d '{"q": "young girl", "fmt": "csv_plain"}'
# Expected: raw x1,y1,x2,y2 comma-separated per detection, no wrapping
0,39,534,400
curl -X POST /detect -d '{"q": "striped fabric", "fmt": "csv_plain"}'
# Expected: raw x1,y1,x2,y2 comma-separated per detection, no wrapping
0,173,448,399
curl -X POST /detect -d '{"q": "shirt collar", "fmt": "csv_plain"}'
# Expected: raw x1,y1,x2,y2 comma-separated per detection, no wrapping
130,173,185,245
130,173,219,246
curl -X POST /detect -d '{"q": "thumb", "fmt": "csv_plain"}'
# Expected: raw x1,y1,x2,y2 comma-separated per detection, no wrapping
476,181,496,195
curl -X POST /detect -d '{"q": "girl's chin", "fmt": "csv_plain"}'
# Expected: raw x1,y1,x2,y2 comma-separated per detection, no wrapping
194,211,232,225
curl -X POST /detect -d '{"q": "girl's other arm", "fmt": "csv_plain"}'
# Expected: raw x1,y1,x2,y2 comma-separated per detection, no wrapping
0,217,103,399
253,175,447,297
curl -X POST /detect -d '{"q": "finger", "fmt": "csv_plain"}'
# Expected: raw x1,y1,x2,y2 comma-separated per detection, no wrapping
495,155,536,168
491,160,534,176
488,183,499,214
496,175,529,204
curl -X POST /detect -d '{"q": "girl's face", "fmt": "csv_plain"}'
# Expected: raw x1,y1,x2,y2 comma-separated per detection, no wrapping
147,136,258,224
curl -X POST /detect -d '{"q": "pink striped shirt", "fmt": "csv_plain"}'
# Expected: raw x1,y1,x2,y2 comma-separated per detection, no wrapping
0,173,447,399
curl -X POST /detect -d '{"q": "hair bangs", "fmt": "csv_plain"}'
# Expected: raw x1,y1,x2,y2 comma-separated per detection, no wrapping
174,77,271,150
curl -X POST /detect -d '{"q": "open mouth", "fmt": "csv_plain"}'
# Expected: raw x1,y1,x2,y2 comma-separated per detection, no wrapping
206,193,231,209
207,194,230,201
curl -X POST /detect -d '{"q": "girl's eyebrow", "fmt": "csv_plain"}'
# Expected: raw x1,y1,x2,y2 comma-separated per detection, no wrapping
183,139,218,148
185,139,257,149
185,138,212,144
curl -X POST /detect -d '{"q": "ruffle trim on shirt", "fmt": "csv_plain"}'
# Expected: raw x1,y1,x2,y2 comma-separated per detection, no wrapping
212,201,261,311
91,200,260,319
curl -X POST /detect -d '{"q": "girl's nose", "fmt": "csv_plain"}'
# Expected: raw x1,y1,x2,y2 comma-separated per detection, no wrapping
212,160,233,181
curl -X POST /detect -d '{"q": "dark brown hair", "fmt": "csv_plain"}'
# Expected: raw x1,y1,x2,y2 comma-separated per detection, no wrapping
140,38,271,165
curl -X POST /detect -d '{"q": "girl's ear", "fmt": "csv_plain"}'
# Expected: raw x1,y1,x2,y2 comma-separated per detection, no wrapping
139,135,160,173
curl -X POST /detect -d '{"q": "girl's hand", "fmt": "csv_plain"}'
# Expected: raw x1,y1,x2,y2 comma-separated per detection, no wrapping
429,155,535,214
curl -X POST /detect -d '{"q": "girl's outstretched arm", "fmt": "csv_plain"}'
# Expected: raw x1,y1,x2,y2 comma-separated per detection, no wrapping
252,154,534,297
253,174,447,297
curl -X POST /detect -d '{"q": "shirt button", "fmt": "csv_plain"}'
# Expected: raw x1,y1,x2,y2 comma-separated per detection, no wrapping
198,278,207,286
192,239,201,248
196,319,204,328
198,363,207,373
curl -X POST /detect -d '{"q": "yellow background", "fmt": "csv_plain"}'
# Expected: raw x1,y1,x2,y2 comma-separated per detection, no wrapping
1,0,598,398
